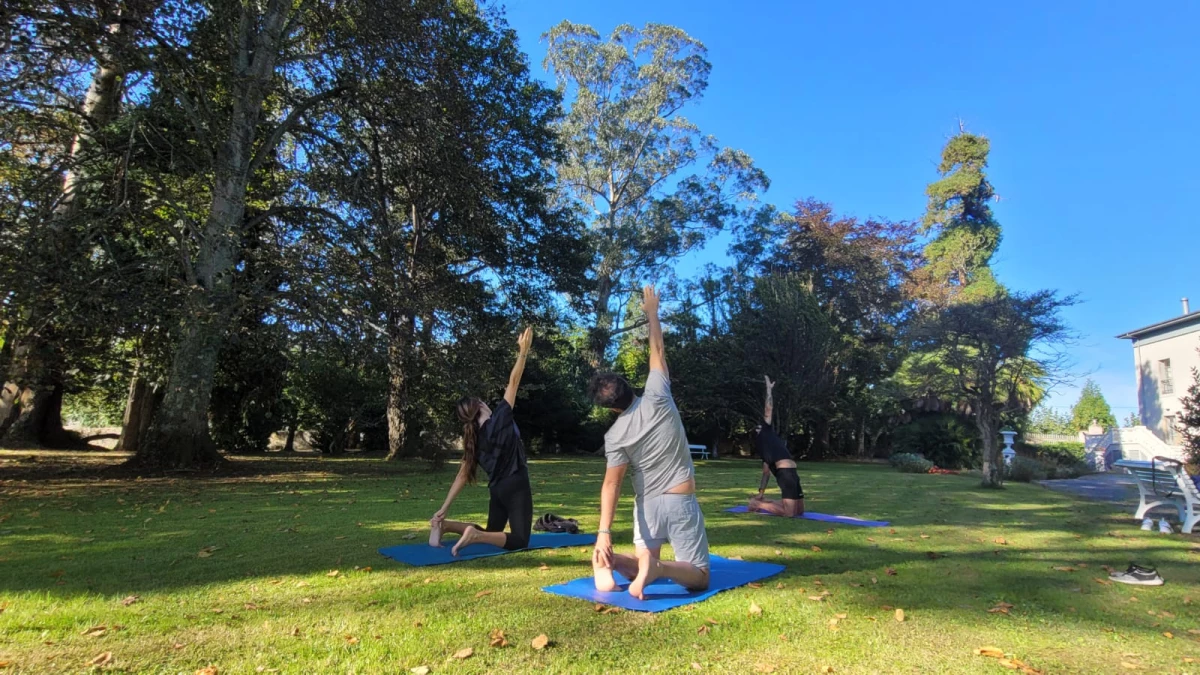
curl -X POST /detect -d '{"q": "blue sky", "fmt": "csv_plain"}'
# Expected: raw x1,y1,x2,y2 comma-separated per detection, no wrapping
501,0,1200,415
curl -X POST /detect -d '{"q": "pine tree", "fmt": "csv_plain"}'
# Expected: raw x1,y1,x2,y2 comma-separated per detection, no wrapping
1069,379,1117,432
916,131,1003,305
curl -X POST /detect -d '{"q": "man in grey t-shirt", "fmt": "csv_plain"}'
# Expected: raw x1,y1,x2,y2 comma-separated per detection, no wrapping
589,285,710,600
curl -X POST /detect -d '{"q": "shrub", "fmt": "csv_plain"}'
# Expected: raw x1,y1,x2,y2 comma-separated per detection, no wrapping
892,414,979,469
1005,456,1047,482
1019,441,1085,465
891,453,935,474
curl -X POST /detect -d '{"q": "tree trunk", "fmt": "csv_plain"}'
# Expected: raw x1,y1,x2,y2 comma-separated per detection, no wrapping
130,0,291,470
586,275,614,370
116,374,150,453
384,324,411,461
283,422,297,453
977,406,1003,487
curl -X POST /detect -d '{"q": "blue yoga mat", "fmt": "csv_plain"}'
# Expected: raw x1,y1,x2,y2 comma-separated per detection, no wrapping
541,555,785,613
379,533,597,567
724,505,890,527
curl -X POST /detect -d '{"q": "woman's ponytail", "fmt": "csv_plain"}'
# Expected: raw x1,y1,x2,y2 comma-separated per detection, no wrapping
456,397,483,484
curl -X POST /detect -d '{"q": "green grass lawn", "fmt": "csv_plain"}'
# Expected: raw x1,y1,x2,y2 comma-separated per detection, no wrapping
2,451,1199,674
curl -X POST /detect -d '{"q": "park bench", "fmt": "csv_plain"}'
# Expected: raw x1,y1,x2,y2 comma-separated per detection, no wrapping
1113,458,1200,534
688,443,710,460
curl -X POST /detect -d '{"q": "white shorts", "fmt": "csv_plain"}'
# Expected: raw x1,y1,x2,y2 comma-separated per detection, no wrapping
632,492,710,570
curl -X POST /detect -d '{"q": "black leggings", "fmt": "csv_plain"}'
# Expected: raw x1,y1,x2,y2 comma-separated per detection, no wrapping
486,472,532,550
774,467,805,501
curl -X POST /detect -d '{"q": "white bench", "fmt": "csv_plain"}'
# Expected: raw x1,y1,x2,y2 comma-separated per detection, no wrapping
688,444,710,460
1114,458,1200,533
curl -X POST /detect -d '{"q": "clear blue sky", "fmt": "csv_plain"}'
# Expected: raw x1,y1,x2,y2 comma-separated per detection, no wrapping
501,0,1200,416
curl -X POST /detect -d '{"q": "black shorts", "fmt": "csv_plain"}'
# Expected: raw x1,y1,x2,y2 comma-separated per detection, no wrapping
774,467,804,501
487,472,533,550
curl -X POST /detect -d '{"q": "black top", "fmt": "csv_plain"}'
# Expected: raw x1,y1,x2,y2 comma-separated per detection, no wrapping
476,400,528,487
755,421,791,476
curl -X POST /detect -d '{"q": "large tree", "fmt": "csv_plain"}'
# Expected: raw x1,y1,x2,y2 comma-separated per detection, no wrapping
1069,378,1117,432
0,0,153,445
292,5,586,460
905,291,1074,487
542,21,769,368
734,199,918,455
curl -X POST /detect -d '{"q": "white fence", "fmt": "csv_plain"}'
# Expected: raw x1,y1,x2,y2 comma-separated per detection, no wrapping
1023,433,1081,445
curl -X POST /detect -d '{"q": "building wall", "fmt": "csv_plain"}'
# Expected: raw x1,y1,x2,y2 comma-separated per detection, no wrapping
1133,324,1200,446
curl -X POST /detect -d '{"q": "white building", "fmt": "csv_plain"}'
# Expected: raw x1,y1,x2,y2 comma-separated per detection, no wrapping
1115,298,1199,453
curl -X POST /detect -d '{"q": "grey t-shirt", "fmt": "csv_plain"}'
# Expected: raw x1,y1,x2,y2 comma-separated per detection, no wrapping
604,370,694,500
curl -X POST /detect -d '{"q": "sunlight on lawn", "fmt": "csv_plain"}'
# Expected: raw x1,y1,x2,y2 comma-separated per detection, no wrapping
1,452,1198,673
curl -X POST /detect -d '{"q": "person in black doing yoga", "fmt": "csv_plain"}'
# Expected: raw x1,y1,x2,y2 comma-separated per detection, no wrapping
429,327,534,556
749,375,805,517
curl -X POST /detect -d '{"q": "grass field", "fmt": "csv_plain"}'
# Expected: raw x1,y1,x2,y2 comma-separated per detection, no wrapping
1,450,1199,674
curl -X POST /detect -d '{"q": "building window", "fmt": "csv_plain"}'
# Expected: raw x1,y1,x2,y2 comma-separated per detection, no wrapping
1164,415,1178,445
1159,359,1174,395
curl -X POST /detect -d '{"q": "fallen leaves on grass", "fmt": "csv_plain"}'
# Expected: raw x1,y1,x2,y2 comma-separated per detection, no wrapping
489,629,509,648
538,564,550,571
326,570,340,578
1094,578,1113,586
451,647,473,660
531,634,550,650
994,537,1007,545
747,582,762,589
988,602,1014,615
410,667,431,675
82,625,109,637
885,568,897,576
1163,632,1174,639
197,546,219,558
975,647,1043,674
697,625,711,635
811,546,822,552
87,652,113,667
894,609,905,622
1052,566,1077,572
749,602,763,616
120,596,139,606
195,667,218,675
753,664,776,673
474,590,493,599
344,636,359,645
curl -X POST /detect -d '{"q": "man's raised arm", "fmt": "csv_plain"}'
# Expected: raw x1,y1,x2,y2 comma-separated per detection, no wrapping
643,285,667,377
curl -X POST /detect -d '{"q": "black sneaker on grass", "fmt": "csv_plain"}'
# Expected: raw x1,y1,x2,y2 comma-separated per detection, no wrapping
1109,564,1164,586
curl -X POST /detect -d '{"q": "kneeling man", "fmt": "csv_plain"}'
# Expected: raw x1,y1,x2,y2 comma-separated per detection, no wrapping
590,285,710,600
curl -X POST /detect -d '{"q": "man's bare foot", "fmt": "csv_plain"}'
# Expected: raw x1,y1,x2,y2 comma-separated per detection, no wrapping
452,525,483,556
628,552,661,600
429,519,444,548
593,566,620,592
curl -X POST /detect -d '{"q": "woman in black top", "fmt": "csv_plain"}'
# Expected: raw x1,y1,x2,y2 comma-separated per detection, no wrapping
749,375,805,517
430,327,535,556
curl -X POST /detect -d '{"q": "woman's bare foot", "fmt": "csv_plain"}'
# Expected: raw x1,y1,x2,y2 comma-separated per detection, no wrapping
451,525,483,556
429,519,444,547
628,551,661,600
